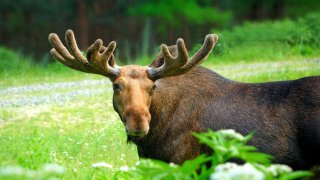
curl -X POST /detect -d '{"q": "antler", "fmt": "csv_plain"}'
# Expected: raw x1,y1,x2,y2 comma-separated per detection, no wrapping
147,34,218,80
48,29,120,79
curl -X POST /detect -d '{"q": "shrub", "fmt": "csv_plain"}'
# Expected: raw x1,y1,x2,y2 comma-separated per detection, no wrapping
0,46,34,72
209,12,320,58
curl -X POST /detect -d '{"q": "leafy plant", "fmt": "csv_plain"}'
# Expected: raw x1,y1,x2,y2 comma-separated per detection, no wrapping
91,129,313,179
193,129,272,165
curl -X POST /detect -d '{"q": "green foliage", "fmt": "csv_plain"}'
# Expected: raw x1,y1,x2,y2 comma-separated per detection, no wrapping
221,20,296,47
210,13,320,61
193,130,272,165
0,46,34,72
129,0,231,32
95,129,312,180
134,156,208,179
292,13,320,47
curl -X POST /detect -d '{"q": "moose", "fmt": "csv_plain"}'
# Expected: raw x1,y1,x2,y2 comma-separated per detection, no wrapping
48,30,320,169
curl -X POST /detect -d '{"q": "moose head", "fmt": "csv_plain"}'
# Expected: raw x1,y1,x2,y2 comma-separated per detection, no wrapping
48,30,218,137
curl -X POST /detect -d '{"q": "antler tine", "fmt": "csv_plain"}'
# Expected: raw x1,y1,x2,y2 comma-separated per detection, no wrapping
182,34,218,70
147,38,189,79
49,31,93,73
48,30,120,79
65,30,88,64
49,33,74,63
86,39,119,77
147,34,218,80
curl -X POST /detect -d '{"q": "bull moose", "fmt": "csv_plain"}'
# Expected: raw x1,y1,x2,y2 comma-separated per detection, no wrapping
48,30,320,169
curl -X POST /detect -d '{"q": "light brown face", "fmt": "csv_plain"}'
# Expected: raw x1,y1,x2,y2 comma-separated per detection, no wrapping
112,65,155,137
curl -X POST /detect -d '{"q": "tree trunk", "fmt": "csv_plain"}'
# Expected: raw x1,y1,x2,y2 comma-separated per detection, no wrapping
183,20,190,49
271,0,284,19
250,0,263,20
0,11,10,45
76,0,89,49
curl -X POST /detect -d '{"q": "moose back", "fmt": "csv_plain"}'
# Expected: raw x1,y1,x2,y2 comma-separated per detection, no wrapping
49,30,320,169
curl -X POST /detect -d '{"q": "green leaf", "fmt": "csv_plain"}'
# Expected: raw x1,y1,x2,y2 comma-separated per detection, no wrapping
239,152,272,165
279,171,313,180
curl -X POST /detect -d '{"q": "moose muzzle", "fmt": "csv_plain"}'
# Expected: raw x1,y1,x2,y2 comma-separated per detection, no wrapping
122,105,151,137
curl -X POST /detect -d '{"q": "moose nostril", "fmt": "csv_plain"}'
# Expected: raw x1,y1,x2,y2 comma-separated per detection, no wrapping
134,131,142,136
125,129,148,137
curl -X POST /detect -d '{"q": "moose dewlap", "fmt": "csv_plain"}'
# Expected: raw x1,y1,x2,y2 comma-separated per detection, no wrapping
49,29,320,169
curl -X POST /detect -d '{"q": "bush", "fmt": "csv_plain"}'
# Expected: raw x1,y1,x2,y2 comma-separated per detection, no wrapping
0,46,34,72
209,12,320,59
291,13,320,47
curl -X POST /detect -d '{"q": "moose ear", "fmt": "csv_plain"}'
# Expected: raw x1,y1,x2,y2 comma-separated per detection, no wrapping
108,54,116,67
149,55,164,68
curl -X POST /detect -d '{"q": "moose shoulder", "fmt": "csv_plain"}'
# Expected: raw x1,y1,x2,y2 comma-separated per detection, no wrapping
48,30,320,169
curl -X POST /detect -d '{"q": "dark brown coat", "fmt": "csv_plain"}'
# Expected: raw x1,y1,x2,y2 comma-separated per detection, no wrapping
128,66,320,169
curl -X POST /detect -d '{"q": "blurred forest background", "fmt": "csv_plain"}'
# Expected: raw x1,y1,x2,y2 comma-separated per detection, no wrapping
0,0,320,64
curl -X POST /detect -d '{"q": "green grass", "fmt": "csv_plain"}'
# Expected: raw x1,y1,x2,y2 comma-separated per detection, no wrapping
0,55,319,178
0,89,138,179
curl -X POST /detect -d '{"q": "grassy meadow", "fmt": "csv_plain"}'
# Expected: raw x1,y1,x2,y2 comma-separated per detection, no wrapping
0,51,319,178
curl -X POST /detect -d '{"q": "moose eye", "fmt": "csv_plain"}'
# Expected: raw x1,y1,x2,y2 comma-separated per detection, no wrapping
148,85,156,95
113,83,121,91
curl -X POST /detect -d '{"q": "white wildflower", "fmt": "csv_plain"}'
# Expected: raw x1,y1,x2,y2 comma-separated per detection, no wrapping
218,129,245,141
41,163,65,175
92,162,113,169
210,163,265,180
119,166,129,171
267,164,292,177
169,162,178,167
102,145,107,149
84,143,89,146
